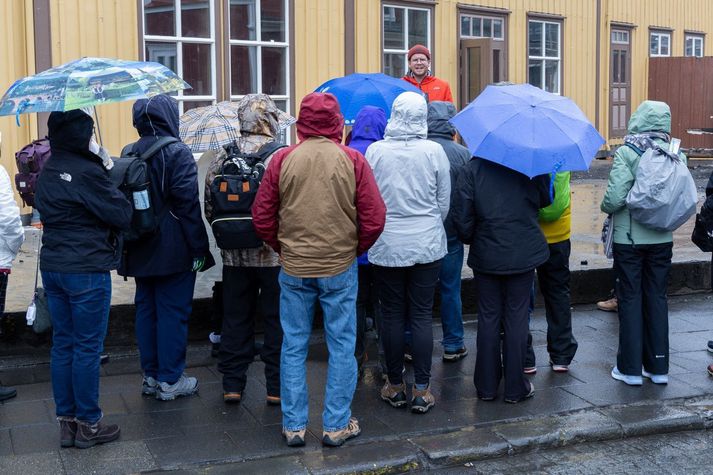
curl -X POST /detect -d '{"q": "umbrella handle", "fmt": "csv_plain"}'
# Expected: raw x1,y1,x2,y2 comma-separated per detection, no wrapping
15,99,32,127
93,107,103,146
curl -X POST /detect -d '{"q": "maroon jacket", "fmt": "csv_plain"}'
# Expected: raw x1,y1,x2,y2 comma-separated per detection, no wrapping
252,93,386,277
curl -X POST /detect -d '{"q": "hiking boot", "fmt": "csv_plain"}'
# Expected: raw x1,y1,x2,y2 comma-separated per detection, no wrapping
708,364,713,377
380,380,407,408
610,366,642,386
141,375,158,396
0,385,17,402
74,420,120,449
443,347,468,362
223,392,242,404
642,368,668,384
155,374,198,401
266,394,281,406
58,416,77,448
411,385,435,413
523,366,537,375
357,352,368,378
282,428,306,447
550,360,569,373
322,417,361,447
596,297,618,312
504,381,535,404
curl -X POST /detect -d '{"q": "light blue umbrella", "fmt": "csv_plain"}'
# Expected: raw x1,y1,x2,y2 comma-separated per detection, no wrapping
315,73,422,125
450,83,605,178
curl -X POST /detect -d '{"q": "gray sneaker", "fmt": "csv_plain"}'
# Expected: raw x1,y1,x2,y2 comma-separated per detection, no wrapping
155,374,198,401
142,376,158,396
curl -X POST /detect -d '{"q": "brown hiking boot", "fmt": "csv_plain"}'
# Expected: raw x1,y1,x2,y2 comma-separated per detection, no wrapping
380,380,407,408
58,416,77,448
223,392,242,404
282,428,306,447
596,297,618,312
74,420,120,449
266,394,281,406
322,417,361,447
411,385,435,413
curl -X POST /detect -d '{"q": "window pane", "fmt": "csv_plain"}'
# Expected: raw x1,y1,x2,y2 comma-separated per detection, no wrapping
472,17,481,37
383,53,406,78
686,41,693,56
231,45,258,95
529,21,543,57
612,50,620,83
230,0,256,40
545,23,559,57
460,16,470,37
183,100,214,112
483,18,491,38
262,0,285,42
145,0,175,36
696,40,703,57
182,43,212,95
493,19,503,39
408,9,429,47
545,60,559,93
262,47,286,95
383,7,405,50
661,35,669,55
620,51,626,83
146,41,178,73
181,0,210,38
650,34,659,55
528,60,543,89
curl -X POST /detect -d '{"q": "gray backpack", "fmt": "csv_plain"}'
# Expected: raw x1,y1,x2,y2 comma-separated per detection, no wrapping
625,144,697,232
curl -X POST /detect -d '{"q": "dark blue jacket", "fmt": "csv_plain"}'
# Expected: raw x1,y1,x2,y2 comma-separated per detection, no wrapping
35,110,132,273
426,101,471,239
119,94,210,277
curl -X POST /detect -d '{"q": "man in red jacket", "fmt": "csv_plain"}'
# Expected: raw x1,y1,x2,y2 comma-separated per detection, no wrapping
252,92,386,448
402,44,454,103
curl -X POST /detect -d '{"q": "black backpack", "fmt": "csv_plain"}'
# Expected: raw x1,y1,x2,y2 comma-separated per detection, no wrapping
209,141,286,249
110,137,179,242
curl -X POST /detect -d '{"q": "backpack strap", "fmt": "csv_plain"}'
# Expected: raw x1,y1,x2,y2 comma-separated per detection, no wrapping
254,141,287,161
623,142,644,156
139,137,180,161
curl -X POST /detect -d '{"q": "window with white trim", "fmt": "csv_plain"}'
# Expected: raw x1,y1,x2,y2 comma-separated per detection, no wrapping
650,31,671,57
460,14,504,40
528,19,561,94
611,30,629,44
383,4,431,78
142,0,217,112
228,0,290,116
685,34,704,57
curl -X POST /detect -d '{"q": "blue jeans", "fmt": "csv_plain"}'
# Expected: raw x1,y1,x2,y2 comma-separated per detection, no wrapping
43,271,111,424
279,262,358,432
439,238,465,351
135,271,196,384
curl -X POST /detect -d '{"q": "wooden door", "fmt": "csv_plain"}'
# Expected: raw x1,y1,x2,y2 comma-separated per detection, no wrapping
459,39,493,109
610,29,631,138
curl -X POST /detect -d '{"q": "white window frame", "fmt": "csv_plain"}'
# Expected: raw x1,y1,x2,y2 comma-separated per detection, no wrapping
611,30,629,45
459,14,505,41
382,4,432,78
228,0,291,118
528,19,561,95
650,31,671,57
142,0,218,113
685,34,704,57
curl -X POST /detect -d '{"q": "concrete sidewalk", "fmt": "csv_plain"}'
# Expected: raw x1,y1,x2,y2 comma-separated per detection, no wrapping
0,294,711,474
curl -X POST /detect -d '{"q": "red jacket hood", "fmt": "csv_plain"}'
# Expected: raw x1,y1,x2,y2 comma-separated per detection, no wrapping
296,92,344,142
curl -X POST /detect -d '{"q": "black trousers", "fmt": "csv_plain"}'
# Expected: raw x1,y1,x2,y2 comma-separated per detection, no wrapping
537,240,578,365
218,265,282,396
356,265,379,360
614,242,672,376
373,260,441,386
474,271,533,401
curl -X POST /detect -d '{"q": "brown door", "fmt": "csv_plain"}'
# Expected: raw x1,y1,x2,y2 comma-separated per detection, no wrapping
459,39,493,109
610,29,631,137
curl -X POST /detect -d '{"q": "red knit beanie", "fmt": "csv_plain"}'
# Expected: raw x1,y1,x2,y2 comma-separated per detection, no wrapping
407,44,431,61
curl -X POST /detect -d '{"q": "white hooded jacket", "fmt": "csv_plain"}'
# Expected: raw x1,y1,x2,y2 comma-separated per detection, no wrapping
0,165,24,269
365,91,450,267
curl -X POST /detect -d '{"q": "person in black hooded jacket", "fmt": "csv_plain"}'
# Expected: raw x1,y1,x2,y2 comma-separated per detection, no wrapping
35,109,132,448
119,94,211,401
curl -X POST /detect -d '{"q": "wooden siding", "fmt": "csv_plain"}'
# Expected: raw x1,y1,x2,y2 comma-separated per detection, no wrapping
353,0,382,74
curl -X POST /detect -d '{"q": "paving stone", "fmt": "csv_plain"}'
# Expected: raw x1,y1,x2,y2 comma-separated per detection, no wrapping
0,451,63,474
0,399,53,428
10,422,59,455
600,404,704,436
562,377,704,406
410,426,509,464
521,387,593,416
556,409,622,444
176,455,307,474
0,429,12,457
59,440,157,475
491,416,565,452
300,439,420,474
146,431,239,469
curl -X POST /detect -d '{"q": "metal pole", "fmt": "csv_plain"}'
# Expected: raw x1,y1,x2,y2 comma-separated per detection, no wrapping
93,106,103,146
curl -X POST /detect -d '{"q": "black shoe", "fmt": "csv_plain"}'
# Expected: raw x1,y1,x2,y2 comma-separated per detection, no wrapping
504,382,535,404
74,420,121,449
100,354,110,365
443,347,468,362
708,340,713,353
0,385,16,402
58,417,77,448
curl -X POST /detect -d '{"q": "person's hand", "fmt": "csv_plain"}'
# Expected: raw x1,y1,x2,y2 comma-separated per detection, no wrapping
191,257,205,272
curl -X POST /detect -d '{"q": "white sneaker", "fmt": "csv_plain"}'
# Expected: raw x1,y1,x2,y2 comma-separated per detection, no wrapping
611,366,642,386
142,375,158,396
642,369,668,384
156,374,198,401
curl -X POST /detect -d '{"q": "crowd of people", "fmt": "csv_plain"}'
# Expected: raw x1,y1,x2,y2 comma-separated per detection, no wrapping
0,44,710,451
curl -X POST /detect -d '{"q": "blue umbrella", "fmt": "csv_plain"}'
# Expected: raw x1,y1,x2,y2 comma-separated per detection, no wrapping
450,83,605,178
315,73,422,125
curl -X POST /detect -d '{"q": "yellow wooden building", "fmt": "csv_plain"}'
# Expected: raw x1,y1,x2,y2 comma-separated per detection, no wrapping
2,0,713,207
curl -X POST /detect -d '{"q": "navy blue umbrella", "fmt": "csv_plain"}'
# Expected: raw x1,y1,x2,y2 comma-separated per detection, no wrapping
315,73,422,125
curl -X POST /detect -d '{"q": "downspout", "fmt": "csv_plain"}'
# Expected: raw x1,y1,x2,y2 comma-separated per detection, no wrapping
595,0,601,138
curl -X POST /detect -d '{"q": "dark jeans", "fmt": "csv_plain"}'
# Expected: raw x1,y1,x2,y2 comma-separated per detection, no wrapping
43,271,111,424
474,271,533,401
0,272,7,316
614,242,672,376
218,265,281,396
135,271,196,384
438,238,465,351
374,260,442,386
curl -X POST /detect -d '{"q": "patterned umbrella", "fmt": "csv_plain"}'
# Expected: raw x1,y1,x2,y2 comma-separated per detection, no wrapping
180,99,296,153
0,57,190,124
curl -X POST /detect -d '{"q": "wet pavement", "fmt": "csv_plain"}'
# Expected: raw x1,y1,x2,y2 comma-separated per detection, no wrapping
0,293,711,473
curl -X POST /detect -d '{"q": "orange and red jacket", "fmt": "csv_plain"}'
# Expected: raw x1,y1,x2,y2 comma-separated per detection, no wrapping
402,74,454,103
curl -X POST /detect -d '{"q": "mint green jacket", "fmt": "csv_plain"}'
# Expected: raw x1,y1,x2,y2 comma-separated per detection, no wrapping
600,100,687,245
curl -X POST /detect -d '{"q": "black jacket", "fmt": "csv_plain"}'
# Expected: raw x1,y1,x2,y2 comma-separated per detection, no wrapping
35,110,132,273
426,102,471,239
453,158,551,274
119,94,210,278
